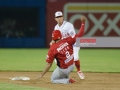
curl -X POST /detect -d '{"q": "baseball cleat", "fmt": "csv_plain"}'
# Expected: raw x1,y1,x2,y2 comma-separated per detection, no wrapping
77,71,85,79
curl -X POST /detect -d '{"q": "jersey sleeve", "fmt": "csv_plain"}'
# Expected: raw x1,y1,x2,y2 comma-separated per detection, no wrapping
54,25,57,30
66,36,76,45
46,48,55,63
68,23,76,38
67,22,85,45
75,22,85,37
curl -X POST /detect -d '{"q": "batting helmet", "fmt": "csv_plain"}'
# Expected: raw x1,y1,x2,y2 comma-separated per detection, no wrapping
52,30,62,41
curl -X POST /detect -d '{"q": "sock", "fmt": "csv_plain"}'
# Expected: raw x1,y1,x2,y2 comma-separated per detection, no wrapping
74,60,80,71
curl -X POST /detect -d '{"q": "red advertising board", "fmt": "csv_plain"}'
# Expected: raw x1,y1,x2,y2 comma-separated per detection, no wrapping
46,0,120,47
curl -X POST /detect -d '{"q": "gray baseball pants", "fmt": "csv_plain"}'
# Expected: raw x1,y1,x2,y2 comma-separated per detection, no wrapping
51,64,74,84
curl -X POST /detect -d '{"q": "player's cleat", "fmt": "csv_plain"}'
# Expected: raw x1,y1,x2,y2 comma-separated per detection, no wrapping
77,71,85,79
69,77,77,83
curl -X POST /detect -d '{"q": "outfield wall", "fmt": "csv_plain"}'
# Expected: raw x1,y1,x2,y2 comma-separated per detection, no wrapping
46,0,120,48
0,0,119,48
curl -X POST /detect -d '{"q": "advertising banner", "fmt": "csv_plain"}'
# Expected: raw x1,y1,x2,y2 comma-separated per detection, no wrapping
46,1,120,48
75,37,120,47
64,3,120,37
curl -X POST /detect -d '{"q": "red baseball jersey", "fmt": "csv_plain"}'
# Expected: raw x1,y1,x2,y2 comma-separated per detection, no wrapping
46,37,76,69
46,22,85,69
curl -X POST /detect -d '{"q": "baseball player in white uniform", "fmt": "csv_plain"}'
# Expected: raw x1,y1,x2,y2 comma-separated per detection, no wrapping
50,11,85,79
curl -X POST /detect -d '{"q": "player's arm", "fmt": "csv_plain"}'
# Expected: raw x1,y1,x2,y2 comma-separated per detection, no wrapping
67,16,86,45
75,16,86,37
38,62,52,78
49,40,55,46
36,49,55,79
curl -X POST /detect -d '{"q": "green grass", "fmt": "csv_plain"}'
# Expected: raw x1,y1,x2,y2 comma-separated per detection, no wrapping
0,48,120,90
0,48,49,71
0,48,120,72
0,82,50,90
80,49,120,72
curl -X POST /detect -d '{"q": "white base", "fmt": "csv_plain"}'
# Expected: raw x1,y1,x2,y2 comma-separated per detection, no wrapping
10,76,30,80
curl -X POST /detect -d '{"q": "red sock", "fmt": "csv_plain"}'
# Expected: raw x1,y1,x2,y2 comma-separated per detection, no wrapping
74,60,80,71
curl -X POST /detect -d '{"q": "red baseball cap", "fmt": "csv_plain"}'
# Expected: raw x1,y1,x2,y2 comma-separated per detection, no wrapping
52,30,62,40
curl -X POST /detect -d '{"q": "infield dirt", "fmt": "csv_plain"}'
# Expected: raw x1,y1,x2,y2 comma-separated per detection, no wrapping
0,72,120,90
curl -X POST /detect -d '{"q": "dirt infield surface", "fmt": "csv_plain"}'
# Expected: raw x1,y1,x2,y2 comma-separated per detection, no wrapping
0,72,120,90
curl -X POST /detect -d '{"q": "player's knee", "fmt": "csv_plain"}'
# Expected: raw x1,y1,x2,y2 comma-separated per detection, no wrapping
74,59,79,61
51,79,56,83
73,46,80,51
74,57,79,61
51,78,54,83
51,80,54,83
74,54,79,60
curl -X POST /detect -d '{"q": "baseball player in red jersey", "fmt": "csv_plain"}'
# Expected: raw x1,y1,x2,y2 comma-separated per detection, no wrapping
37,16,86,84
50,11,85,79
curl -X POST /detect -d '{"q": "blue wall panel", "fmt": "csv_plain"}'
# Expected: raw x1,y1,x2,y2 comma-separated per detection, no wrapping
4,38,24,48
0,38,3,47
0,0,46,48
24,38,45,48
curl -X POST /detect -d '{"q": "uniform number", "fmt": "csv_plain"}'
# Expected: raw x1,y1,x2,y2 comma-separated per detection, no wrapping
65,51,70,58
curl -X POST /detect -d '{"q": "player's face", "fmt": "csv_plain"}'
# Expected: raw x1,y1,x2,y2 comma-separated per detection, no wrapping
55,16,64,25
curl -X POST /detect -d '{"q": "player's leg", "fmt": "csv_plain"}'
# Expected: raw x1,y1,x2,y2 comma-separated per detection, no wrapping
51,64,75,84
73,46,85,79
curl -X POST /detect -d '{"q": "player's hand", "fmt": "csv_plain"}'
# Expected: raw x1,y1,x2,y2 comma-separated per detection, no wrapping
49,40,55,46
35,74,43,80
81,16,86,22
30,75,43,84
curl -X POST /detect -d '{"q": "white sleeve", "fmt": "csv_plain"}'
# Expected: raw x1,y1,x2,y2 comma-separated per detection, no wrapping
54,25,57,30
68,23,76,38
